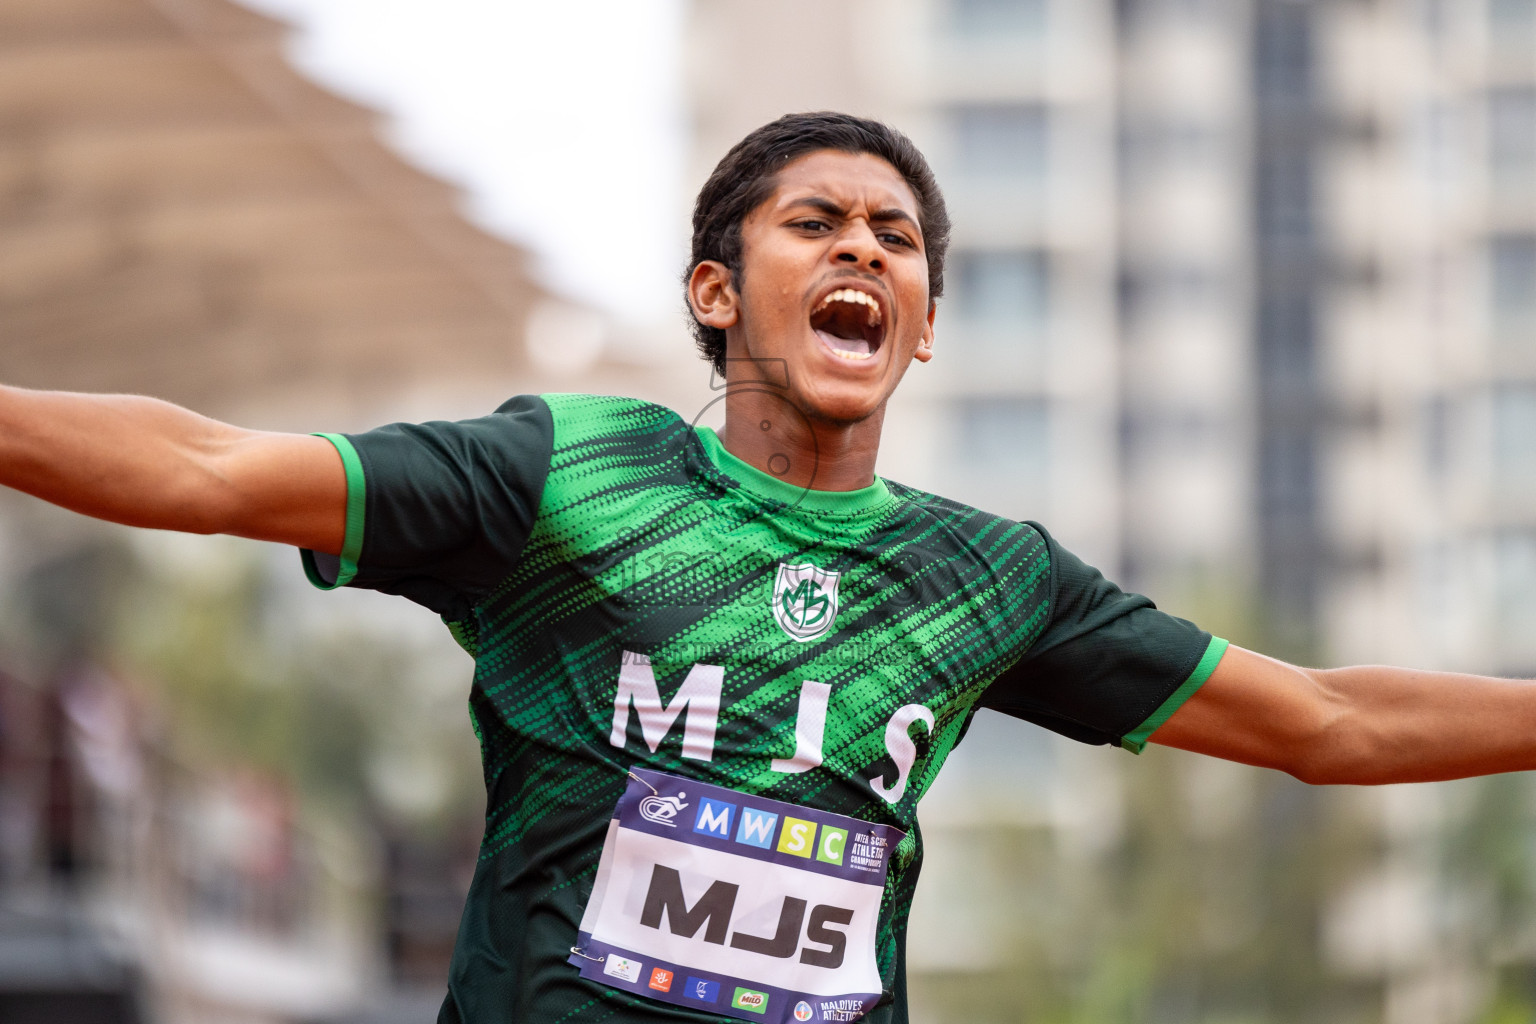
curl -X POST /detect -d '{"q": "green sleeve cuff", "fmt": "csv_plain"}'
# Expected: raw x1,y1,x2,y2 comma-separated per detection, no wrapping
301,432,366,590
1120,636,1230,754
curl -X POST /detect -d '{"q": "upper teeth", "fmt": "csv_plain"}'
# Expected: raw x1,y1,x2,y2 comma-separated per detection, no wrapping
815,288,882,325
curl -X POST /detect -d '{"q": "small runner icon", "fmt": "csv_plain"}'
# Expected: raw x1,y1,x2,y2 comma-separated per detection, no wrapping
638,792,688,827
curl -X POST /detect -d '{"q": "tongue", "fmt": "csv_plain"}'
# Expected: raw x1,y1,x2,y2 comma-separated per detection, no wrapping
816,330,871,356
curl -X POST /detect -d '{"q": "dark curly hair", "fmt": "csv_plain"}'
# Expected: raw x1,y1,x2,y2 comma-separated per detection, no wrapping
685,112,951,376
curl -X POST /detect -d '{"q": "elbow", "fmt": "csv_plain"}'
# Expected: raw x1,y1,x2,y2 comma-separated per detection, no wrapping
1285,718,1406,786
119,463,243,536
1277,675,1384,786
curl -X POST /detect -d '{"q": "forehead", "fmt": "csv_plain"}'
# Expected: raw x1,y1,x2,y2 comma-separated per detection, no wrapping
757,149,921,222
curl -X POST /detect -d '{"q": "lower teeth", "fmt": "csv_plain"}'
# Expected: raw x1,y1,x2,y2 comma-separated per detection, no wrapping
815,329,872,359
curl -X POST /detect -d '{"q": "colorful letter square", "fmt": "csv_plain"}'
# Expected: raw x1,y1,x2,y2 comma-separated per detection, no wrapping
735,807,779,849
692,798,734,839
816,825,848,865
776,816,817,858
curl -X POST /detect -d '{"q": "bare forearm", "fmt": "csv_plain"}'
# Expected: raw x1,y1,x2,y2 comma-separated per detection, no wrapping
2,385,240,529
0,384,345,551
1154,645,1536,785
1299,664,1536,785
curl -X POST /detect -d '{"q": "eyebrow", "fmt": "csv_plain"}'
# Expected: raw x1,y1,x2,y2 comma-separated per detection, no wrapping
791,195,922,234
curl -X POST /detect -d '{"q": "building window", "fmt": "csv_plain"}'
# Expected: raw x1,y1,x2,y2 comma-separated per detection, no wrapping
1257,294,1316,380
1418,0,1449,38
1490,0,1536,29
1412,101,1460,193
952,104,1049,179
1488,87,1536,188
1255,2,1313,102
1421,395,1452,480
949,250,1050,342
1493,385,1536,484
1119,263,1224,323
1494,530,1536,659
1256,150,1314,244
947,0,1047,36
1121,118,1226,182
953,397,1050,486
1125,0,1228,24
1490,235,1536,341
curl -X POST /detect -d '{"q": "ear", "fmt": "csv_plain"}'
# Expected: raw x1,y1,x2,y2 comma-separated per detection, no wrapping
912,300,936,363
688,260,739,330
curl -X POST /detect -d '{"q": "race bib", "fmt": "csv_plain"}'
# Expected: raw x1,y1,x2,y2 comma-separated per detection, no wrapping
569,767,904,1023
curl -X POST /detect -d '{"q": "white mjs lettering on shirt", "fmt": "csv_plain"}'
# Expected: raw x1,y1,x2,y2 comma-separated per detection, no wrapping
610,659,723,761
771,681,831,774
867,705,933,804
608,653,930,804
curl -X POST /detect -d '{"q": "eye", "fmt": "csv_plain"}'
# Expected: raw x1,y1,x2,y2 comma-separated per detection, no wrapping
794,218,831,233
878,231,916,249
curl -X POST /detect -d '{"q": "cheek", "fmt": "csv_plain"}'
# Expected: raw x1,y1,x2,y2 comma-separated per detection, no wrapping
899,280,931,328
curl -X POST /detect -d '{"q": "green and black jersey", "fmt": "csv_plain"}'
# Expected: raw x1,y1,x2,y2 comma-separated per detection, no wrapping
301,394,1227,1024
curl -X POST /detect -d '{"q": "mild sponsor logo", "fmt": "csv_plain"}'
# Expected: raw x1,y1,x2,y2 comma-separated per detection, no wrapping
732,987,769,1015
602,954,641,983
794,999,815,1021
648,967,673,992
684,977,720,1004
772,563,840,642
818,998,866,1021
638,792,688,827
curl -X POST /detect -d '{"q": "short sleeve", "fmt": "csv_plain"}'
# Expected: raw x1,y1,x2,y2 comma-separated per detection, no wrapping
300,394,554,621
979,524,1228,752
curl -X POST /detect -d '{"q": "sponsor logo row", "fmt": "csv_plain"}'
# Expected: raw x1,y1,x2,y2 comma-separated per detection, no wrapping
600,953,831,1020
602,954,771,1015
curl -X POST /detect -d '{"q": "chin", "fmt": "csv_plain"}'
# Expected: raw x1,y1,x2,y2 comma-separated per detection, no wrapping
793,382,887,426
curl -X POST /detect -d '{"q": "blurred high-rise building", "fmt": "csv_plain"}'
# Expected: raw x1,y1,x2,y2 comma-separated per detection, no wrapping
686,0,1536,676
1318,0,1536,681
688,2,1131,617
686,1,1536,1020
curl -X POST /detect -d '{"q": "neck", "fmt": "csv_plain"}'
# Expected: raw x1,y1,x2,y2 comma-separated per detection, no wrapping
719,390,884,492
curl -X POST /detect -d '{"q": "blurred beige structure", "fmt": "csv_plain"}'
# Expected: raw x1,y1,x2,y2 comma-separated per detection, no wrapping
1,0,549,431
0,0,709,429
0,1,699,1022
686,1,1536,1022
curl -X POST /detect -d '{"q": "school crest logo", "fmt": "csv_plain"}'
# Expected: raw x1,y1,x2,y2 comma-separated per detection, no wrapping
772,563,840,642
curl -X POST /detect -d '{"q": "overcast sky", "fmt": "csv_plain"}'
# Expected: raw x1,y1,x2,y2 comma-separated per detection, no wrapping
239,0,688,321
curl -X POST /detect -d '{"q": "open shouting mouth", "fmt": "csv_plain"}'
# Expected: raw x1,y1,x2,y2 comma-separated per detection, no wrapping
810,286,886,361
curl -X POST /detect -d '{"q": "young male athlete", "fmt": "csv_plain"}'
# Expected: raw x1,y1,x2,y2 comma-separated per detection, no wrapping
3,112,1536,1024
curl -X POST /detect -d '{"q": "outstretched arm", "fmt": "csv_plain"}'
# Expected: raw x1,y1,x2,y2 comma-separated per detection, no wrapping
1152,645,1536,784
0,384,346,553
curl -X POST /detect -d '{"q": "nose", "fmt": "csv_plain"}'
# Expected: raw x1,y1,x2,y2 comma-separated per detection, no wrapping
832,221,884,272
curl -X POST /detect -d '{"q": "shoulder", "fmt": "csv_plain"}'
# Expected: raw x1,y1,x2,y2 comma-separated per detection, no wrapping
539,393,685,446
536,394,696,499
882,478,1051,559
